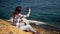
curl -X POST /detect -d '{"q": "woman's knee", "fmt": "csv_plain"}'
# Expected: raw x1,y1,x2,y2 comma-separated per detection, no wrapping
27,25,31,27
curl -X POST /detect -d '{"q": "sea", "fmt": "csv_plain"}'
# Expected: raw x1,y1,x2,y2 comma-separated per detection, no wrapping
0,0,60,31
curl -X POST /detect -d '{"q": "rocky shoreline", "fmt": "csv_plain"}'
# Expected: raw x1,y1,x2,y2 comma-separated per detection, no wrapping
0,19,60,34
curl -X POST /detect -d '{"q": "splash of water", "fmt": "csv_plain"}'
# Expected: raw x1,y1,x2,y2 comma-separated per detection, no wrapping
8,17,47,25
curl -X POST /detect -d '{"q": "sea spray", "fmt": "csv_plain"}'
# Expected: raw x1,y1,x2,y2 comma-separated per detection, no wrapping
8,17,47,25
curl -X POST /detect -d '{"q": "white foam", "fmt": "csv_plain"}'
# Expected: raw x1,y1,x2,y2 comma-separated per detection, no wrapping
8,17,47,25
27,20,47,25
8,17,13,22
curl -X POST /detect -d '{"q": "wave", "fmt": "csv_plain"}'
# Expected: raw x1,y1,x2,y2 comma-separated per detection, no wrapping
8,17,60,29
8,17,47,25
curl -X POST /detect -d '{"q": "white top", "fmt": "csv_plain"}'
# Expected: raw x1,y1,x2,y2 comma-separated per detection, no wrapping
13,13,29,26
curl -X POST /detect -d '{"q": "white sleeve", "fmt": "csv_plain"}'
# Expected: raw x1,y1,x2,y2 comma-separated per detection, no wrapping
19,14,29,18
23,15,29,18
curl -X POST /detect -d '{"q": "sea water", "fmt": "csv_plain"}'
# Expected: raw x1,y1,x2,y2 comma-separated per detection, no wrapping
0,0,60,28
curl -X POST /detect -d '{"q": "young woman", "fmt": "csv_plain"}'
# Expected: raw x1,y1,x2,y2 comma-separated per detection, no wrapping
13,6,39,34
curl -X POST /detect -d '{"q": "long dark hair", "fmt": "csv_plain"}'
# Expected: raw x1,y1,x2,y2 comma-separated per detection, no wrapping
14,6,22,16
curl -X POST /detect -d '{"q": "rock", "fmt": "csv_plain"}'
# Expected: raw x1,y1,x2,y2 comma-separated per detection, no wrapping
0,19,32,34
0,19,59,34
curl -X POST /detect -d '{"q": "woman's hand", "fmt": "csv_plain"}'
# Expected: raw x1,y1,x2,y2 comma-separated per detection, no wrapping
27,7,31,12
28,8,30,12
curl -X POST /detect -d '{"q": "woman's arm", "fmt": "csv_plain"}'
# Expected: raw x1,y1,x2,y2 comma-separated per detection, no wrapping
24,8,31,25
27,7,31,17
22,18,29,25
22,7,31,18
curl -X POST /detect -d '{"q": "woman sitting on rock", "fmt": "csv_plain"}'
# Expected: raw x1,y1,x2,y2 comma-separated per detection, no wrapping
13,6,39,34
